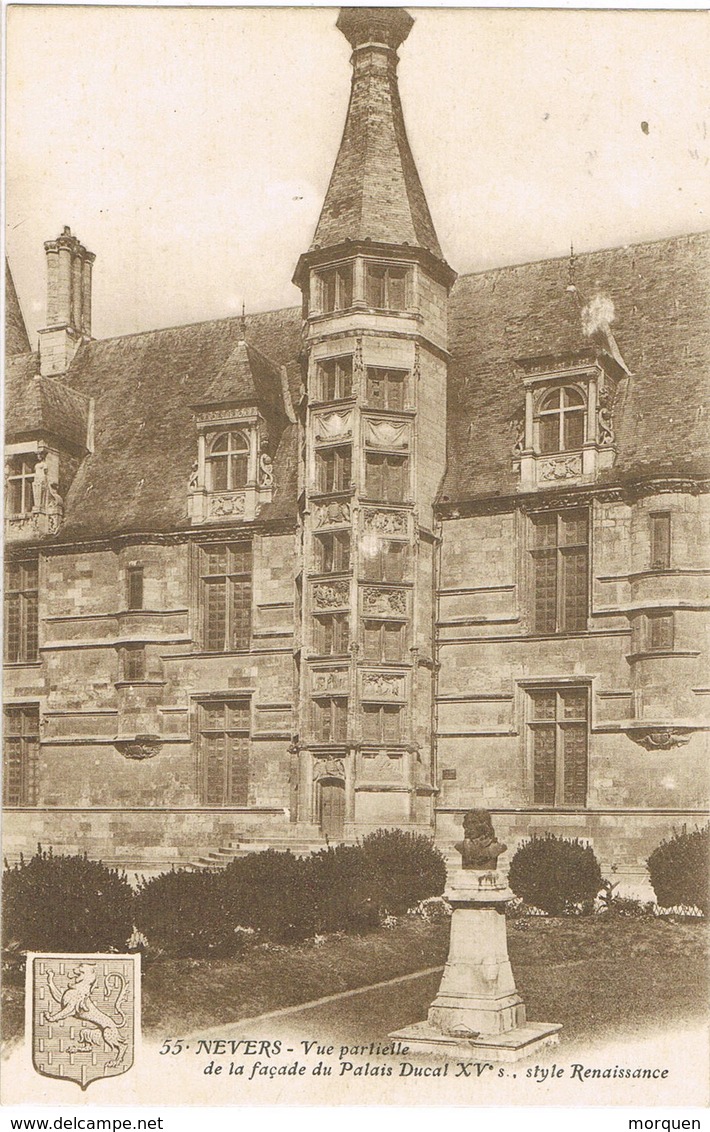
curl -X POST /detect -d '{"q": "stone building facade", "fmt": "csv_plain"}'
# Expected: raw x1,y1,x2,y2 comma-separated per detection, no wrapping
5,8,709,889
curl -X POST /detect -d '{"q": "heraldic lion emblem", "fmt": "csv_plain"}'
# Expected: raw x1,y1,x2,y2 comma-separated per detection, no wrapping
31,954,139,1089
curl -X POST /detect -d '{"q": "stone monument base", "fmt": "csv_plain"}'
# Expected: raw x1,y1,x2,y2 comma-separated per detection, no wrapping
389,1019,562,1063
390,865,562,1062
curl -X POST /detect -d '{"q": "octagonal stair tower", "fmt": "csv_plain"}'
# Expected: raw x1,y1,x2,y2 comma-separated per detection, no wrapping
292,7,456,840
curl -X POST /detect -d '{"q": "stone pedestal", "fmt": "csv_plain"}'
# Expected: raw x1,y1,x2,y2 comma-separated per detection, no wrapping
391,869,561,1062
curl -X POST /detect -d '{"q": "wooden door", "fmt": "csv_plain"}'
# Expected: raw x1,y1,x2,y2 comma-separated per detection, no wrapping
318,777,345,840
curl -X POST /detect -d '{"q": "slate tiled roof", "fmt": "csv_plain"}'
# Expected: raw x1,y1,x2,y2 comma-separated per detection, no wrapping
441,231,710,503
5,357,90,451
35,307,302,540
197,338,289,423
6,233,708,541
310,14,443,260
5,261,30,357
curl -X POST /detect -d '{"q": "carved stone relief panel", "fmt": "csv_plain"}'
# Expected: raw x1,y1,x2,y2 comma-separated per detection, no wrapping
312,668,349,693
362,508,407,536
362,587,407,617
314,410,352,441
538,455,583,482
208,492,247,518
360,752,404,781
314,500,351,528
313,581,350,609
197,407,257,423
313,756,346,780
361,672,404,699
363,419,409,449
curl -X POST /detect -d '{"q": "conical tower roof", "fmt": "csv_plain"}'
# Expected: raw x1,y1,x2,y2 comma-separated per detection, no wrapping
310,7,444,262
5,259,31,356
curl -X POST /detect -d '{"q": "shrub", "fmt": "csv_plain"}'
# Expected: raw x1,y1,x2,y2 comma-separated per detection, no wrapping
308,844,380,934
647,825,709,915
508,834,603,915
360,828,447,915
133,868,249,958
3,847,134,954
222,850,318,943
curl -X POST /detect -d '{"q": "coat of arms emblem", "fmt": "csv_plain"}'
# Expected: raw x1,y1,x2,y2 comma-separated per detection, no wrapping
29,953,140,1089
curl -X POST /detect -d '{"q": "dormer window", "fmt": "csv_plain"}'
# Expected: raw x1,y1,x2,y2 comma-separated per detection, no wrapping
366,264,408,311
6,455,36,516
536,386,586,454
516,359,618,490
207,431,250,492
319,265,353,313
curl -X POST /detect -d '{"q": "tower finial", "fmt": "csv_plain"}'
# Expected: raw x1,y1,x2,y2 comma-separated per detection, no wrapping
566,241,578,294
240,301,247,341
336,8,413,52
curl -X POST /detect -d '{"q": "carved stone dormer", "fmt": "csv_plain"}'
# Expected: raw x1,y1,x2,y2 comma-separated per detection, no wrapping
188,339,288,524
4,374,92,542
513,348,623,491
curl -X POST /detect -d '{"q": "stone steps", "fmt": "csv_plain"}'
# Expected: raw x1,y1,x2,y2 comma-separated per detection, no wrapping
189,832,332,871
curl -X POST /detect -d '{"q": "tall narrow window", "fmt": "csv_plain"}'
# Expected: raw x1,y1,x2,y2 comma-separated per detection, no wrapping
528,687,588,806
365,453,408,502
530,509,588,634
198,699,250,806
6,456,35,515
537,387,586,454
316,446,352,494
362,703,402,743
650,512,671,570
366,265,408,310
200,543,252,652
4,557,39,663
127,566,144,610
313,696,347,741
3,704,39,806
366,368,407,410
320,265,353,313
207,432,250,492
314,613,349,655
122,645,146,682
647,611,674,652
318,357,353,401
315,531,350,574
363,619,404,662
363,540,407,583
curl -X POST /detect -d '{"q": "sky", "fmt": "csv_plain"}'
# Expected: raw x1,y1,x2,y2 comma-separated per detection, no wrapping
5,5,709,345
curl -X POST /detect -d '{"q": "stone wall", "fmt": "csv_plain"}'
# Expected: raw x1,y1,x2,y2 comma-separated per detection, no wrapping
435,490,710,876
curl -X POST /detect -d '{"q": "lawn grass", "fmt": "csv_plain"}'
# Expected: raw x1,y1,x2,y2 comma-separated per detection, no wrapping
2,914,707,1049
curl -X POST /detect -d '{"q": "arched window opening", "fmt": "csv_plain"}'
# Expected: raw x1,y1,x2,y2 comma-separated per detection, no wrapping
207,432,250,492
537,387,586,454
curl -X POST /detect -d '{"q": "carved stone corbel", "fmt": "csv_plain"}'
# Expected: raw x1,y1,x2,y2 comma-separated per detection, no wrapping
627,726,694,751
114,735,163,760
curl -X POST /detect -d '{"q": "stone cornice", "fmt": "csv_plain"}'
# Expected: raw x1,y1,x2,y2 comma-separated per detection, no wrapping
437,476,710,519
4,517,299,559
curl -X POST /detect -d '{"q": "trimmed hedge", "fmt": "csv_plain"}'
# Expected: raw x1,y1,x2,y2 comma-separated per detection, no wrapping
3,847,134,954
221,849,319,943
508,834,603,915
133,868,248,958
3,829,448,957
647,825,709,915
361,829,446,915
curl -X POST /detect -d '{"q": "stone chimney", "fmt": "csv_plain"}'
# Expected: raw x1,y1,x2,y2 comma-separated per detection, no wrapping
38,226,95,376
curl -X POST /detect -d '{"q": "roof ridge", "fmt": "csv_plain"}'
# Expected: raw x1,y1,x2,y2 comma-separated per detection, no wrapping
454,229,710,285
83,304,302,347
